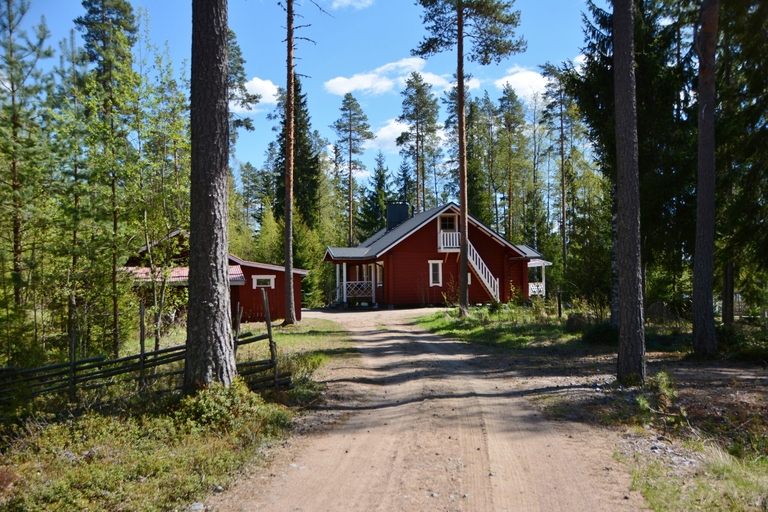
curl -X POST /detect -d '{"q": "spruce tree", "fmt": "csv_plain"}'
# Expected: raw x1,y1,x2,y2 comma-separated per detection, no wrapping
270,80,323,230
358,151,392,239
396,158,415,206
227,29,260,148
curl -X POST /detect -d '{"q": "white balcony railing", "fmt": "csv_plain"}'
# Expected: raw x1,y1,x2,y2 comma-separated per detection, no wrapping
438,230,461,251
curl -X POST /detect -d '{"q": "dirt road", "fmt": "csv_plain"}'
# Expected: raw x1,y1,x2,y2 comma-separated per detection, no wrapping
208,308,646,511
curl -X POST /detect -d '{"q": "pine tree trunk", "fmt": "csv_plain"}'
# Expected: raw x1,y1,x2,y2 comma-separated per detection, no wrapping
185,0,237,392
283,0,298,325
348,133,354,246
112,173,119,358
610,181,619,328
692,0,719,355
613,0,646,385
457,1,469,317
559,104,567,273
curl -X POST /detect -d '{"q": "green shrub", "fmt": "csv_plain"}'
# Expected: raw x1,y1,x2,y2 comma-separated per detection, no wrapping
176,378,292,436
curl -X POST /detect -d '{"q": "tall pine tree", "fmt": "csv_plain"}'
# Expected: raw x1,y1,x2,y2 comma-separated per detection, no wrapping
331,93,374,246
414,0,525,314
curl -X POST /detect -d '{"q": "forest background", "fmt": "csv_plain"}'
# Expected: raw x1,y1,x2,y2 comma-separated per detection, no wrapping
1,0,766,367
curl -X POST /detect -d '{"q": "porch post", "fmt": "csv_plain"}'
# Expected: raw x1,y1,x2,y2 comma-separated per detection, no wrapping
372,263,377,306
542,264,547,298
335,264,340,301
342,262,348,303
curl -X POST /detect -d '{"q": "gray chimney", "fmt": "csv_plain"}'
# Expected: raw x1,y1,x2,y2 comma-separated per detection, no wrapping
386,202,410,232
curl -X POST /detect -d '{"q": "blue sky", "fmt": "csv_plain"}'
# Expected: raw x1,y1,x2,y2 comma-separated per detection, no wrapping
28,0,601,182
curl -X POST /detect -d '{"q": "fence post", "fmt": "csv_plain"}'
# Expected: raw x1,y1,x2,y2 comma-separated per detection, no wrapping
139,300,146,391
68,329,76,402
260,289,280,393
233,302,242,356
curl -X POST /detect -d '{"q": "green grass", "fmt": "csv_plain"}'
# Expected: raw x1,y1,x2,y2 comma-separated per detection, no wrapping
633,447,768,511
0,318,355,511
418,306,577,350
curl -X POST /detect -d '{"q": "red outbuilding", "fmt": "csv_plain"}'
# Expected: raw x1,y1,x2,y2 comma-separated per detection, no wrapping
123,230,307,322
324,203,542,308
227,255,308,322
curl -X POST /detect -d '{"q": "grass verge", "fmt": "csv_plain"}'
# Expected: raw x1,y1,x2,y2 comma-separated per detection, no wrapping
0,317,354,511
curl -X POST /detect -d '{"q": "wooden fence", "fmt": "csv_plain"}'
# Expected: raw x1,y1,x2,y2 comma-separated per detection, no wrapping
0,290,290,405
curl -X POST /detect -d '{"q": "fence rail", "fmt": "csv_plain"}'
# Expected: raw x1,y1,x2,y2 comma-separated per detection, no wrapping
0,290,290,405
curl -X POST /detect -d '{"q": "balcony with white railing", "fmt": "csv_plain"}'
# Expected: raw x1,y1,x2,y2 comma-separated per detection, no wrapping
438,230,461,252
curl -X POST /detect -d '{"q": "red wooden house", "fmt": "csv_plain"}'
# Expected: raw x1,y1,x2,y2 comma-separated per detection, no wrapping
324,203,542,307
124,230,307,322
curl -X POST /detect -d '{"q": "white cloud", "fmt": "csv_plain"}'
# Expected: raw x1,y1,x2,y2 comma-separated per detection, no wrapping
374,57,425,75
245,76,279,104
325,57,454,96
420,71,452,91
494,65,549,103
572,54,587,73
331,0,374,9
324,73,395,95
466,77,481,91
366,118,408,155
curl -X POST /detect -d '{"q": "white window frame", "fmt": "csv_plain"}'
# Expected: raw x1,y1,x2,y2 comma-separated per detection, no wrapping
467,272,472,285
440,214,458,232
252,275,276,289
428,260,443,287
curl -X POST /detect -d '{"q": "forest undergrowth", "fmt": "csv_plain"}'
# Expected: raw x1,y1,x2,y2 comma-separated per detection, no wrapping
0,318,354,511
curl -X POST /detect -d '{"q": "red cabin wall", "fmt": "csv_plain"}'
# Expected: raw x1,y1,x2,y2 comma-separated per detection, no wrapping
231,265,303,322
382,218,529,306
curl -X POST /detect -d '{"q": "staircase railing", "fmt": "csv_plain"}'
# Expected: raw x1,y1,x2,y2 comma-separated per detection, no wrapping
467,240,499,302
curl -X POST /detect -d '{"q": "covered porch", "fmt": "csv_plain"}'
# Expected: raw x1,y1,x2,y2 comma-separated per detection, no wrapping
329,260,384,307
527,258,552,297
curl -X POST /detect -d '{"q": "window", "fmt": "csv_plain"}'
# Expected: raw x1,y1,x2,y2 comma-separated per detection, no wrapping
376,262,384,287
428,260,443,287
440,215,456,231
252,275,276,289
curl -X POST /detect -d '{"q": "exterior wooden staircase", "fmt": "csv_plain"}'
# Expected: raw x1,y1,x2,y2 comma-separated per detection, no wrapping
467,240,499,302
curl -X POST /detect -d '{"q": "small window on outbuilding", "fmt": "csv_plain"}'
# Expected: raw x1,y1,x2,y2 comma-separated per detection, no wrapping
252,275,276,289
428,260,443,287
